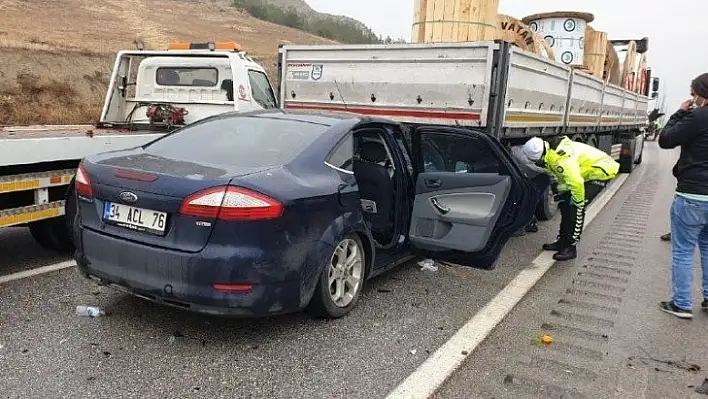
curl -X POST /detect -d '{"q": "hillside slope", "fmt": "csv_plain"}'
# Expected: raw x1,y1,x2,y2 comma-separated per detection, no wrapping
0,0,344,124
268,0,375,36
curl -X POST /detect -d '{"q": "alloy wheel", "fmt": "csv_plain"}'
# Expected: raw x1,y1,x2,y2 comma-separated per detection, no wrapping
327,238,363,308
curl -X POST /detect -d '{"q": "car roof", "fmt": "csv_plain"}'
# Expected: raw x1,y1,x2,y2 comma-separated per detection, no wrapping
207,109,394,127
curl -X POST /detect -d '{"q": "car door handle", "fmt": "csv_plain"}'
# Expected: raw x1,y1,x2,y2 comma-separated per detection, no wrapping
424,178,442,188
430,197,450,214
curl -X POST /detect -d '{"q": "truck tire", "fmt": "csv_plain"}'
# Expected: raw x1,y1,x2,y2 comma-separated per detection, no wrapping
535,184,556,221
619,140,635,173
29,217,73,252
634,140,644,165
65,182,78,249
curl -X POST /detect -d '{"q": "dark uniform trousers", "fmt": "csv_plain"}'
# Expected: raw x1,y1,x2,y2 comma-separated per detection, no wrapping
557,181,606,248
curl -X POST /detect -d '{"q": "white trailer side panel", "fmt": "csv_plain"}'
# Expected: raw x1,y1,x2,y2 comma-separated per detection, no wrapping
635,94,649,125
601,84,626,127
566,71,604,127
279,42,496,127
503,48,571,128
621,92,639,126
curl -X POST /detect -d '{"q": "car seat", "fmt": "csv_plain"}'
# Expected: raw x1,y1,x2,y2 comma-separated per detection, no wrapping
352,140,395,242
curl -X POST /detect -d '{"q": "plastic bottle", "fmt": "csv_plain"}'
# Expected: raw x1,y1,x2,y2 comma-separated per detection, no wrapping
418,259,438,272
75,305,105,318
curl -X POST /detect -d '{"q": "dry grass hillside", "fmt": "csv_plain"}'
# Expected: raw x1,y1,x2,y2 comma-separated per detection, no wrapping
0,0,336,125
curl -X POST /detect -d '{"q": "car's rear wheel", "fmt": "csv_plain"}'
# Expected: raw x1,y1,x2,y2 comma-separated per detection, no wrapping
308,234,366,318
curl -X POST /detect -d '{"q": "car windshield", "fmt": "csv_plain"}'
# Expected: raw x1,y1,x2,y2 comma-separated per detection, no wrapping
144,115,330,168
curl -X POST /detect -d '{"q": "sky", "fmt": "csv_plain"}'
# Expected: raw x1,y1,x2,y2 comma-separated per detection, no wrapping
305,0,708,120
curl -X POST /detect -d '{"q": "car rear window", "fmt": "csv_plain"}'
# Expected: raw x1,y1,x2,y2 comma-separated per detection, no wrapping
144,116,330,167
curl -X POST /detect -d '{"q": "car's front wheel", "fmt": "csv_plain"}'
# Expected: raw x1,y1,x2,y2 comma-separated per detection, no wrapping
308,234,366,318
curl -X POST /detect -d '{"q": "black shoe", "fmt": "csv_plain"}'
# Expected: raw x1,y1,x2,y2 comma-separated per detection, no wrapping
525,223,539,233
659,301,693,319
660,233,671,241
543,241,563,251
553,246,577,261
702,300,707,312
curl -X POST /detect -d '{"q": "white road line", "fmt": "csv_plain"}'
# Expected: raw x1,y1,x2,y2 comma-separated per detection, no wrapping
386,172,632,399
0,260,77,284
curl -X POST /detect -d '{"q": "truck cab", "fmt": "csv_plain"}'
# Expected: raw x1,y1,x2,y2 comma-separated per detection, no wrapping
99,41,278,129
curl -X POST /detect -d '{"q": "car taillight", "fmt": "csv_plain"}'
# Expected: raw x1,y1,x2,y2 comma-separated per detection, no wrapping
75,163,93,197
179,186,283,221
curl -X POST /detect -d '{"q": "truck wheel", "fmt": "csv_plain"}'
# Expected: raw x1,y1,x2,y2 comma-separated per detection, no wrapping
635,149,643,165
65,184,78,249
619,152,634,173
619,141,635,173
634,140,644,165
535,184,556,221
29,217,73,252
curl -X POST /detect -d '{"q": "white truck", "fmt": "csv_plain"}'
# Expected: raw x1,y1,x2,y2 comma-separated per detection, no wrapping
276,40,659,220
0,41,278,251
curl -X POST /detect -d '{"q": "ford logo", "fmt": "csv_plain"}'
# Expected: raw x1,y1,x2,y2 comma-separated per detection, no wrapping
119,191,138,203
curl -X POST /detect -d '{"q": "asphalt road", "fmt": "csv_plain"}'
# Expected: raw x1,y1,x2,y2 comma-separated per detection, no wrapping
0,143,682,399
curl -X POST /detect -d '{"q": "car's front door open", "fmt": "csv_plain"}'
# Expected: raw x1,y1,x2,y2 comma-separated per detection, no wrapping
407,126,538,269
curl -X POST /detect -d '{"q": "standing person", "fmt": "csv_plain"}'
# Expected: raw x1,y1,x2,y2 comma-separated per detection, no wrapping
521,136,619,261
656,73,708,319
510,143,552,236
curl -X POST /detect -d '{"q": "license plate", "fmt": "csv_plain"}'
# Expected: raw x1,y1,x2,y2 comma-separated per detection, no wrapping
103,201,167,235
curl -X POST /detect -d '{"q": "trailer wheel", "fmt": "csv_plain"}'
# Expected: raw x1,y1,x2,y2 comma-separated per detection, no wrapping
65,182,78,249
619,142,635,173
535,184,557,221
634,140,644,165
29,217,74,253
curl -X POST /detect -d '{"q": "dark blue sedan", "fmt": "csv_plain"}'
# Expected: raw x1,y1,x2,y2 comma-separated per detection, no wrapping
72,110,538,318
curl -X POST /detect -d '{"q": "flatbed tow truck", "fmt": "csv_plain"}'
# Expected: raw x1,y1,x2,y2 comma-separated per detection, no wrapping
0,41,279,251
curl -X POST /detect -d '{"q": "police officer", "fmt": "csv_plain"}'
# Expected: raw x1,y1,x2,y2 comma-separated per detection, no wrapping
521,136,619,261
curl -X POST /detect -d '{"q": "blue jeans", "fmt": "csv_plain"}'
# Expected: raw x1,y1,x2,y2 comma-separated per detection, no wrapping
669,195,708,310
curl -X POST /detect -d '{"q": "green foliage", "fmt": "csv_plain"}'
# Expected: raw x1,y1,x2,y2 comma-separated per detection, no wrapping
231,0,384,44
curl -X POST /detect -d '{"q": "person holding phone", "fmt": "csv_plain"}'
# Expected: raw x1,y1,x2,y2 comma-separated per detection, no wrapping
657,73,708,319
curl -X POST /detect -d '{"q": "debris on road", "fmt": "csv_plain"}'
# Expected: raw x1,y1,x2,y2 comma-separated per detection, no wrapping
168,330,207,346
418,259,438,272
410,349,417,355
635,347,702,372
377,288,392,293
696,379,708,395
531,334,554,346
75,305,105,318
